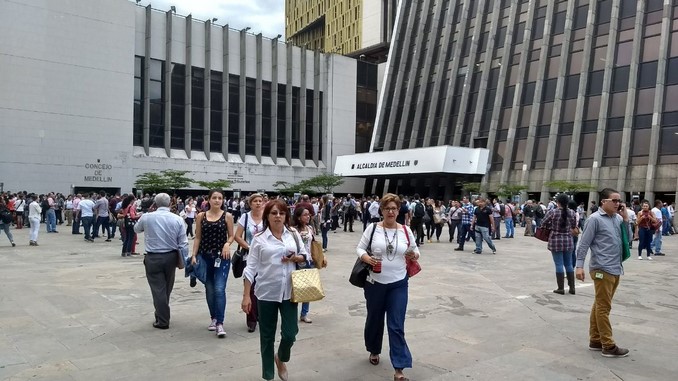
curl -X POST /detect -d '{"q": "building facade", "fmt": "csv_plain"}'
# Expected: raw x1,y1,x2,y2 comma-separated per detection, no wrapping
365,0,678,203
0,0,363,195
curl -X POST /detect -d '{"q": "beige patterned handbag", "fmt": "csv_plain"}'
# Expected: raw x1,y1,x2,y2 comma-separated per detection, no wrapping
291,268,325,303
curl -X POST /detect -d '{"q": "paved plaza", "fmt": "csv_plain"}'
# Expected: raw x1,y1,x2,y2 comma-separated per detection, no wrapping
0,224,677,381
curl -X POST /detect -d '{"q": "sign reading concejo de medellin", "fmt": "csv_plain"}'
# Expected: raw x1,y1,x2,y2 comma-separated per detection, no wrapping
351,159,416,170
84,163,113,182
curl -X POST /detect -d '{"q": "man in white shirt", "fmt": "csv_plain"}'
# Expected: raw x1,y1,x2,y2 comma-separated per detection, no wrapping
368,196,380,223
651,200,664,255
72,194,82,234
78,194,96,242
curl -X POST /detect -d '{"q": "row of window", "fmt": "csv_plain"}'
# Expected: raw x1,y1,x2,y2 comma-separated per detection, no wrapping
133,57,324,160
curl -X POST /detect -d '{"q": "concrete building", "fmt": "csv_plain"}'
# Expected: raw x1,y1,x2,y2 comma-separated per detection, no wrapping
0,0,363,195
338,0,678,203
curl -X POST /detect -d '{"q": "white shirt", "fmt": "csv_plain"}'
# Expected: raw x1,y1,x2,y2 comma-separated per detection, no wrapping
15,199,26,212
28,201,42,219
368,201,380,219
356,224,420,285
626,208,636,222
78,199,96,218
243,227,308,302
65,200,74,210
651,207,663,223
185,204,196,218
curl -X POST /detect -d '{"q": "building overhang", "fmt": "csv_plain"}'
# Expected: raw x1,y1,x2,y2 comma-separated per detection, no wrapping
334,146,490,177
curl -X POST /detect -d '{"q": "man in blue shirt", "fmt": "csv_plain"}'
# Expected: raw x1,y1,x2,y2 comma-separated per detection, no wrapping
576,188,629,358
453,197,476,251
135,193,189,329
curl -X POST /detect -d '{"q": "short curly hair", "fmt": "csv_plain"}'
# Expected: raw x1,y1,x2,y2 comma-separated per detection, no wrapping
380,193,401,209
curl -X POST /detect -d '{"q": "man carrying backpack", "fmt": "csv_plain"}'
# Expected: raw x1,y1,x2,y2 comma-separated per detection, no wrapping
343,194,357,232
409,194,426,246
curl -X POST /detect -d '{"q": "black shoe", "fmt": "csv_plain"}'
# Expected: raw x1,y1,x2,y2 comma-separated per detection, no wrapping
247,322,257,332
105,239,111,242
190,277,197,288
454,247,463,251
655,252,666,256
601,345,629,358
473,250,482,254
153,322,169,330
11,242,16,247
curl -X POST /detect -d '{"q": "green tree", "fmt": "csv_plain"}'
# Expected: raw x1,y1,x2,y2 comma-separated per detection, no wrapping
297,173,345,194
462,182,481,194
134,170,194,193
543,180,595,195
195,179,233,190
273,181,300,196
496,184,528,200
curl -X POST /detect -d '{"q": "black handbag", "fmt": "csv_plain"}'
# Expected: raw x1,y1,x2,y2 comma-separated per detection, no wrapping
232,213,249,278
349,223,377,288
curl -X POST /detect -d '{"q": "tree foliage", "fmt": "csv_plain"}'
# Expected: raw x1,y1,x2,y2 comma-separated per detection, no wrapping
195,179,233,190
543,180,596,194
135,170,194,193
298,173,345,194
462,182,482,194
496,184,529,199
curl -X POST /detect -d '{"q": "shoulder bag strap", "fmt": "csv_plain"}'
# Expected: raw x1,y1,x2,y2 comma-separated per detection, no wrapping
366,222,377,253
403,225,410,247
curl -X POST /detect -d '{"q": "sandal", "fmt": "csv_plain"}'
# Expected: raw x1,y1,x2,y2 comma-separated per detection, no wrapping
369,354,379,365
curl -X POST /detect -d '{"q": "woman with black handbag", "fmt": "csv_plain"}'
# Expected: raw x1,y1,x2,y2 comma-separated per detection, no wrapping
189,189,235,338
234,193,265,332
355,193,420,381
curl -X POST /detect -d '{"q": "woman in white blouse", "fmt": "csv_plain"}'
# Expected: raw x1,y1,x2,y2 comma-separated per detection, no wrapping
241,199,308,381
356,193,420,381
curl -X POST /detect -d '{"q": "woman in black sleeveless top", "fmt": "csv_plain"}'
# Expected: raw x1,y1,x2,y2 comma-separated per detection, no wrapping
190,189,235,338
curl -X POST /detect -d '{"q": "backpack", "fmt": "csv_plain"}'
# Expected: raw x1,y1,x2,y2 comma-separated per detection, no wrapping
499,203,506,216
535,206,545,218
0,208,12,224
413,201,425,218
347,202,356,217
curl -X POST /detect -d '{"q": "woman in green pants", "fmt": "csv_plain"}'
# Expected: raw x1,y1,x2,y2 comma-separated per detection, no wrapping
241,199,308,381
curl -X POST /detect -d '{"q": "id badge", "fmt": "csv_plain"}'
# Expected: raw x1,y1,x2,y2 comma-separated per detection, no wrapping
595,272,604,279
214,257,221,268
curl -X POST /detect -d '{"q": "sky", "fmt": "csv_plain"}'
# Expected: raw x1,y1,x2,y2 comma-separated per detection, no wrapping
132,0,286,39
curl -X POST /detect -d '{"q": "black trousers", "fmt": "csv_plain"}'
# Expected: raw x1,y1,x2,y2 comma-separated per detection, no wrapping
410,218,424,245
144,253,177,327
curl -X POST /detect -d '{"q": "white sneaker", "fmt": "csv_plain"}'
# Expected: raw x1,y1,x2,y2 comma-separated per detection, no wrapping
216,324,226,338
638,256,643,260
208,318,217,331
647,256,653,261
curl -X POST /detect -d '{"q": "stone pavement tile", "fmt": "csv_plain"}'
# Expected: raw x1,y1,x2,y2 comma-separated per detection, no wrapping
4,360,78,381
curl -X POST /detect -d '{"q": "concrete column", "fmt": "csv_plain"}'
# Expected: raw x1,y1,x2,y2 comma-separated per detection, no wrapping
519,1,555,193
299,47,307,164
452,0,487,147
540,0,577,202
587,1,620,204
185,15,193,158
221,25,230,159
164,11,172,157
644,0,673,202
381,0,420,149
313,50,321,166
437,0,471,146
204,20,212,160
409,0,443,142
500,1,535,184
480,0,520,194
422,0,458,144
239,30,247,161
255,33,263,162
286,44,293,164
469,0,502,146
271,37,279,162
567,0,600,182
142,5,151,155
394,0,432,150
617,1,646,195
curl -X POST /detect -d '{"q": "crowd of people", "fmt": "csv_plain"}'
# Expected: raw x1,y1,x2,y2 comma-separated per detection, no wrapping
1,187,675,379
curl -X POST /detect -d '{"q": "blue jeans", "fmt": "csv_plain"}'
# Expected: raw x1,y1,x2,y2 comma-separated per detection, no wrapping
81,216,93,240
0,222,14,243
504,218,514,237
474,226,496,252
638,227,653,256
110,217,117,237
203,254,230,324
122,226,136,254
551,251,573,273
321,223,329,249
457,223,474,248
46,209,56,232
93,216,111,238
363,276,412,369
651,229,663,253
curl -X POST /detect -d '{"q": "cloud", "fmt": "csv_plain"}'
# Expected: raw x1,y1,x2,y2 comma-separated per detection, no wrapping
133,0,285,38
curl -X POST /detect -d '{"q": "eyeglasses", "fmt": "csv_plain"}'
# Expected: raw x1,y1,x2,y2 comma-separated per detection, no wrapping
382,207,398,213
604,199,622,203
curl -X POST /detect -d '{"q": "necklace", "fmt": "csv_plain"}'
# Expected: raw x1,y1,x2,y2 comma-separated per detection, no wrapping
383,228,398,261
